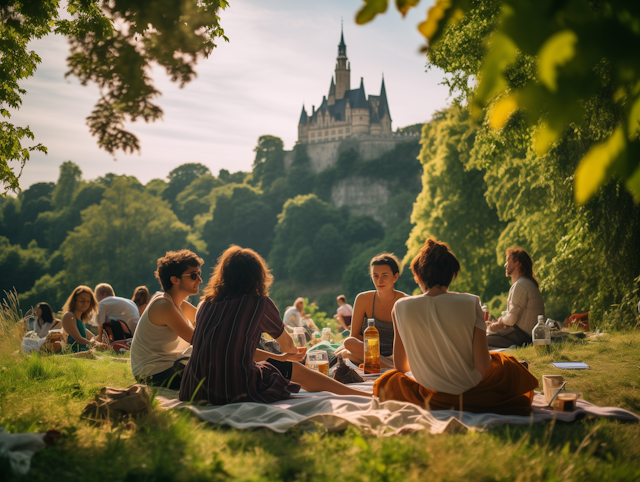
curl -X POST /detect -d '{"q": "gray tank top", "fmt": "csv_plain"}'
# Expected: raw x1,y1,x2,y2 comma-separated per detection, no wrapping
360,293,394,357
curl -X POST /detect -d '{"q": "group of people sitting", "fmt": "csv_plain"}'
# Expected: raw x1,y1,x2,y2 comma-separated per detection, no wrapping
35,238,544,415
35,283,151,351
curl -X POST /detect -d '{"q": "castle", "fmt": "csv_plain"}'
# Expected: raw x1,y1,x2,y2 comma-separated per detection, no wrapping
296,28,392,144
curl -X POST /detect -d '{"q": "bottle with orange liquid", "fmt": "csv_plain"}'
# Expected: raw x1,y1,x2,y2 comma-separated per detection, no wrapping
363,318,380,374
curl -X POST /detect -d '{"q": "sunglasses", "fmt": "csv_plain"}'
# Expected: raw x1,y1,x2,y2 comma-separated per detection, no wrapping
181,271,202,281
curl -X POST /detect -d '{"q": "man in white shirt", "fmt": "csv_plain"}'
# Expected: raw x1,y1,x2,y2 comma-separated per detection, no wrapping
334,294,353,331
94,283,140,341
486,247,545,348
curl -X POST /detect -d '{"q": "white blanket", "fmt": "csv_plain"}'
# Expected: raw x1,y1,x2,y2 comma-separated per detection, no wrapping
156,383,638,437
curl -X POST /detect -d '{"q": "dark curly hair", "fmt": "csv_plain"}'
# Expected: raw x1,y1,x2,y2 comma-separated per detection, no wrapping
410,238,460,289
155,250,204,292
202,245,273,303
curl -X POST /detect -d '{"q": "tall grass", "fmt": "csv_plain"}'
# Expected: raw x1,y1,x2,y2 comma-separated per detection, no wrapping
0,289,27,358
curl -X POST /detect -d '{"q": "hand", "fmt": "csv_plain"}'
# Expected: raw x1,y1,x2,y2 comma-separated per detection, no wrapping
303,314,311,319
276,351,305,362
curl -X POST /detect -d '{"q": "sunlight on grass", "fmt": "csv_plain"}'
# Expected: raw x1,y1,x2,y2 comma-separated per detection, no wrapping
2,294,640,481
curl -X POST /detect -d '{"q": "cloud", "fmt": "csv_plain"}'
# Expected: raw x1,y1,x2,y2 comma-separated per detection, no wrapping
11,0,448,188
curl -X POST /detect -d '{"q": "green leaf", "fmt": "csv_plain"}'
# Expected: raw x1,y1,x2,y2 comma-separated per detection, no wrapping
574,127,626,204
472,33,517,114
395,0,421,18
537,29,578,92
418,0,468,45
628,94,640,140
355,0,389,25
625,164,640,203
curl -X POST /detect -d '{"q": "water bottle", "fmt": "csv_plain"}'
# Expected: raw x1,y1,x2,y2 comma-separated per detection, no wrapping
545,318,555,341
363,318,380,374
321,327,332,342
481,305,489,322
532,315,550,353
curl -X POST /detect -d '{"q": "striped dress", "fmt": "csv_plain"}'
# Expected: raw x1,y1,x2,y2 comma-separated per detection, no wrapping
178,295,301,404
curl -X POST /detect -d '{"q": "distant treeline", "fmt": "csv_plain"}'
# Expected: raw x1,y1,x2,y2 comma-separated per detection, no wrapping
0,137,422,316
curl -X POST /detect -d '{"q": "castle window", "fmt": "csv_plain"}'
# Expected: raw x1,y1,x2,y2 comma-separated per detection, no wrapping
331,130,335,135
311,132,315,137
338,129,343,134
359,116,362,120
325,131,329,136
318,131,322,137
346,128,350,133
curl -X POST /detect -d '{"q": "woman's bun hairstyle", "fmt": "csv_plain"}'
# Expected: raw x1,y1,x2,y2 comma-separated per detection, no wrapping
410,238,460,289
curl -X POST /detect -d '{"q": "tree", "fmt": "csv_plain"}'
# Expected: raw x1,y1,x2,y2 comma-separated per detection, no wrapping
61,177,191,296
201,185,275,260
0,237,48,296
269,194,346,280
404,106,508,302
252,135,285,190
162,163,211,210
175,174,224,225
355,0,640,204
1,0,228,193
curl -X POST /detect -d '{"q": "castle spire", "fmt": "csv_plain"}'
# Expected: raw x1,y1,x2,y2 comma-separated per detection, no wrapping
328,77,336,105
299,104,308,124
335,22,350,100
338,19,346,57
378,75,391,121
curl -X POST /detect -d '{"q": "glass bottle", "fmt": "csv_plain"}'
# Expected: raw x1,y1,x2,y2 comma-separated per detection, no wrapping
363,318,380,374
481,305,489,322
532,315,549,353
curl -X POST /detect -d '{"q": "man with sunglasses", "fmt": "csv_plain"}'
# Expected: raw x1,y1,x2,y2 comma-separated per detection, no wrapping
130,249,204,389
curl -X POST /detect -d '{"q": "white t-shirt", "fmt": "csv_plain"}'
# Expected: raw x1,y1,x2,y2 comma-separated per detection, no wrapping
96,296,140,333
393,292,487,395
283,307,303,328
337,304,353,317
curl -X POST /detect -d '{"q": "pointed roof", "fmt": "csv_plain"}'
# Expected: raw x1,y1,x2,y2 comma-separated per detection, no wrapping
378,75,391,120
328,77,336,97
338,21,347,57
350,77,368,108
299,105,308,124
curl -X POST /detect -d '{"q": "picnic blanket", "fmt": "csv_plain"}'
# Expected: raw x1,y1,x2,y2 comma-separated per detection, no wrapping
156,383,638,437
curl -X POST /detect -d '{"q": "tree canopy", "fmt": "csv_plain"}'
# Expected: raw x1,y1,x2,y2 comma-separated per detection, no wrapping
0,0,228,194
355,0,640,204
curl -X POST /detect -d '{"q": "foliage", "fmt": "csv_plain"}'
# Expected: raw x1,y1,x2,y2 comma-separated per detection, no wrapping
201,184,275,261
0,237,48,298
162,163,211,212
355,0,640,203
1,1,228,193
61,176,191,298
269,194,347,283
251,135,285,190
405,106,508,302
175,174,224,225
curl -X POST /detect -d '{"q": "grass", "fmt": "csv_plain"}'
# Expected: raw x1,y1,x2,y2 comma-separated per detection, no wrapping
2,302,640,481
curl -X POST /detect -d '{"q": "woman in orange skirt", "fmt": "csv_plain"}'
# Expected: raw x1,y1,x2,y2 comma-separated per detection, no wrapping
374,238,538,416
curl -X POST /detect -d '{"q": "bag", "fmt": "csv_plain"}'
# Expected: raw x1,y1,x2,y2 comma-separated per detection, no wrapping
81,385,151,423
21,332,47,354
103,320,133,342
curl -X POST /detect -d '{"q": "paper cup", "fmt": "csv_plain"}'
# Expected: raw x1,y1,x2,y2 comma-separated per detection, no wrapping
543,375,564,404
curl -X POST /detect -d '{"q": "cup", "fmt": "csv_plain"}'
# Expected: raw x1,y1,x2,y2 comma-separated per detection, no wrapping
297,347,307,355
307,350,329,376
542,375,564,404
553,392,578,412
293,327,306,348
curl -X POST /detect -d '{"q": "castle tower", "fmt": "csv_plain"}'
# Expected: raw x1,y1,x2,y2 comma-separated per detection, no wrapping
378,75,392,134
335,24,350,100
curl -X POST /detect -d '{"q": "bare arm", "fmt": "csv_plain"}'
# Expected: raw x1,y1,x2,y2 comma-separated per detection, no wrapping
275,329,298,355
472,327,491,378
61,312,93,346
350,292,370,342
253,348,305,363
149,299,194,343
391,310,410,373
180,300,198,325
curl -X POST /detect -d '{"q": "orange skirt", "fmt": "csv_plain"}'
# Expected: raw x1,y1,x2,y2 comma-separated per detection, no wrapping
373,352,538,416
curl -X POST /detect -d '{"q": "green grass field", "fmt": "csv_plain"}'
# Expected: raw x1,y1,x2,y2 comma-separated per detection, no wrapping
2,307,640,481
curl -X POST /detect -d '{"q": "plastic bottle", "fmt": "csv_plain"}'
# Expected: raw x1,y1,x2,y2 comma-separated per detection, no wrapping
532,315,550,353
545,318,555,342
321,327,332,342
363,318,381,374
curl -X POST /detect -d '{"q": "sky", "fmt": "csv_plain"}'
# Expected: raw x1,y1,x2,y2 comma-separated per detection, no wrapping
11,0,450,189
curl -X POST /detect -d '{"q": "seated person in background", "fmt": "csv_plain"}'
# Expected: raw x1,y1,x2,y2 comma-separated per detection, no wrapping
33,302,61,338
336,253,407,368
94,283,141,341
61,286,108,352
132,285,150,317
283,297,319,333
334,294,353,332
130,250,202,389
486,247,545,348
179,245,369,404
374,238,538,416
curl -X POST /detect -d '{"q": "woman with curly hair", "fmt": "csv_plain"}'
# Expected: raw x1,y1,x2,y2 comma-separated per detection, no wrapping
179,245,368,404
61,286,106,352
